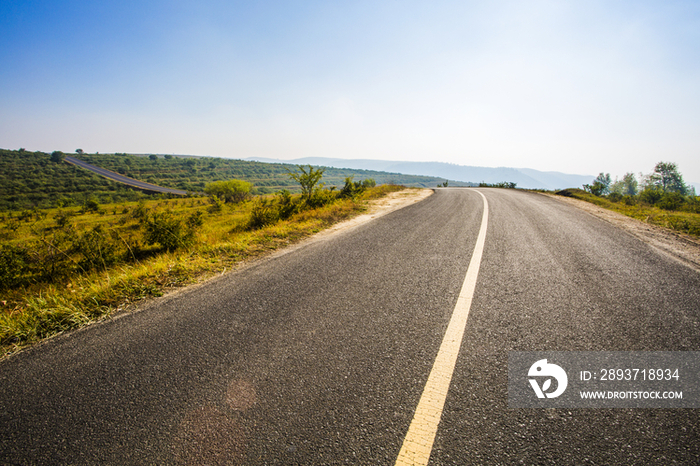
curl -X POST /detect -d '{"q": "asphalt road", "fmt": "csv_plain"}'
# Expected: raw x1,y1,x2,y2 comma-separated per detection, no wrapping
1,188,699,465
64,155,189,195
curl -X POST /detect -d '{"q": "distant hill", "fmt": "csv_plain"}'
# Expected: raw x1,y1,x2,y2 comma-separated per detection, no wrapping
0,149,467,210
247,157,593,190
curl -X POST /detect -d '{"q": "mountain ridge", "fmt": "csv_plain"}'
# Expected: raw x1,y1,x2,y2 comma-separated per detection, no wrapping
245,157,593,190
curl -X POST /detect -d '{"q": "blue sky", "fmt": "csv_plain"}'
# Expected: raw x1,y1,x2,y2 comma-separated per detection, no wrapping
2,0,699,182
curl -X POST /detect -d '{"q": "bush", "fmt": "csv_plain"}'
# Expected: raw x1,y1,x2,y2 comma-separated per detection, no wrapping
307,188,337,208
131,200,149,220
0,244,31,289
658,192,685,211
639,187,663,205
83,198,100,213
204,179,252,203
208,195,224,213
74,226,119,271
287,165,325,204
607,192,623,203
54,210,77,229
249,198,280,229
32,230,76,281
362,178,376,188
340,177,363,199
276,190,299,220
144,211,198,251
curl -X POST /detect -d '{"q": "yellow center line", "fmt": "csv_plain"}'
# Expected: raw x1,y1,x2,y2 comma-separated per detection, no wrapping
395,189,489,466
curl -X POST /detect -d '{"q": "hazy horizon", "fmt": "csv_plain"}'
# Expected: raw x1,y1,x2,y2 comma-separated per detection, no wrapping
2,1,699,182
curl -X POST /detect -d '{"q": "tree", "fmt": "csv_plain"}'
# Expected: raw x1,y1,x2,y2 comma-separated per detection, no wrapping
50,151,65,163
610,172,638,196
149,154,158,161
75,148,84,154
583,172,611,196
649,162,686,194
204,179,252,203
287,165,325,203
621,172,638,195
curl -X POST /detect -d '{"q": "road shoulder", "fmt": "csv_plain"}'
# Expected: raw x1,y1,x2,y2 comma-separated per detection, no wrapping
542,192,700,272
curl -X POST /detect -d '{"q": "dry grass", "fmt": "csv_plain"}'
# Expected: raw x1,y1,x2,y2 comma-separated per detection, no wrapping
555,188,700,238
0,185,404,356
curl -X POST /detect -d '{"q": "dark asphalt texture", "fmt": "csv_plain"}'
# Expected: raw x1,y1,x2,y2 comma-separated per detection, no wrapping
1,188,699,465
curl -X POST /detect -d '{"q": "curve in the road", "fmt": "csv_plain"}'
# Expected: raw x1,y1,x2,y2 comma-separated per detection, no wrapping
2,188,699,465
65,155,188,195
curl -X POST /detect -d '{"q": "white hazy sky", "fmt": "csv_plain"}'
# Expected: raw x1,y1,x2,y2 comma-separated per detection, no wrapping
1,0,699,182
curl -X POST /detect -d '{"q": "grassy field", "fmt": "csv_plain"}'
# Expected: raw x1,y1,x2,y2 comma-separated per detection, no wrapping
0,184,405,356
555,188,700,238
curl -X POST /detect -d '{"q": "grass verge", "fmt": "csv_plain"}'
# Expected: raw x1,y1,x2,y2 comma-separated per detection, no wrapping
555,188,700,237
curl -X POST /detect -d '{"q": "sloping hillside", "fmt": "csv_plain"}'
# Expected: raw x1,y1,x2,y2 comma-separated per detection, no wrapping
0,150,465,210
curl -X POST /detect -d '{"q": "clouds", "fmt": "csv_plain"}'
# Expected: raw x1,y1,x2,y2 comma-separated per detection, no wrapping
1,1,699,181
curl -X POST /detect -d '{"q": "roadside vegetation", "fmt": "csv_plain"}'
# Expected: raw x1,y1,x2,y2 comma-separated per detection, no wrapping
0,148,451,210
0,162,403,356
557,162,700,237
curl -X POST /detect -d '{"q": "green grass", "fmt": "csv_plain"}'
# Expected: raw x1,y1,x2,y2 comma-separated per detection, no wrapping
0,184,406,356
555,188,700,237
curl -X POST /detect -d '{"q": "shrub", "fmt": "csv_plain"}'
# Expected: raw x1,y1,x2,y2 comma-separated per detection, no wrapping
187,210,204,229
658,192,685,211
144,211,197,251
207,195,224,213
248,198,280,229
74,226,119,271
607,192,623,203
204,179,252,203
83,198,100,213
639,187,663,205
0,244,30,289
54,210,74,228
276,190,299,220
131,200,149,220
307,188,337,208
287,165,325,204
32,230,76,281
340,177,363,199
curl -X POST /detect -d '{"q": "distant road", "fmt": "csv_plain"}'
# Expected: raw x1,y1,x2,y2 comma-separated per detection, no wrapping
1,189,699,464
64,155,188,195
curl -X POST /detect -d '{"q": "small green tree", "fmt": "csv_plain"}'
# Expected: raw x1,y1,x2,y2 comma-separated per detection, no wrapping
287,165,324,203
584,173,611,196
650,162,686,194
149,154,158,161
363,178,376,188
340,176,362,199
50,151,65,163
204,179,252,203
621,172,638,195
